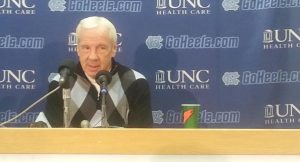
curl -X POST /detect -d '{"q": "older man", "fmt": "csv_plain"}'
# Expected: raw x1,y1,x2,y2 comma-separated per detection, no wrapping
36,16,153,128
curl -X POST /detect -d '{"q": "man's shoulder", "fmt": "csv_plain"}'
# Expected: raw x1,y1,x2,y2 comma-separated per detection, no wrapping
116,63,146,81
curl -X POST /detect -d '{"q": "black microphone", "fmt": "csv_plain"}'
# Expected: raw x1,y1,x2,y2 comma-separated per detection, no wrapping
95,70,112,127
0,60,76,128
95,70,112,86
58,59,76,88
58,59,76,128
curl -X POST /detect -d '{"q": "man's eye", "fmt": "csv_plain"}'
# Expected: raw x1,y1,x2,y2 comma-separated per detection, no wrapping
81,46,90,51
100,46,107,50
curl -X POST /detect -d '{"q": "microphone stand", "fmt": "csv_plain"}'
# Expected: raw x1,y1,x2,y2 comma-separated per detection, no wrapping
100,85,109,127
0,86,61,127
63,88,71,128
59,70,72,128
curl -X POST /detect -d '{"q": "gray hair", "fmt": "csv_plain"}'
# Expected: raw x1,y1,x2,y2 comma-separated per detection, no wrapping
76,16,117,44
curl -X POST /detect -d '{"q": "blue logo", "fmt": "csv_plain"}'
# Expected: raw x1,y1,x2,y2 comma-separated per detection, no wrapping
48,73,60,83
152,110,164,124
146,36,163,49
222,0,240,11
222,72,240,86
48,0,66,12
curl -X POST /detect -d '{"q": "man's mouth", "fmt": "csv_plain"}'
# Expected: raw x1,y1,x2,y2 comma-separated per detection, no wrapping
87,65,100,71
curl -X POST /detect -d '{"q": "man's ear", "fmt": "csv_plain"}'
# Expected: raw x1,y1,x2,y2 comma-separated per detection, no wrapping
111,44,117,57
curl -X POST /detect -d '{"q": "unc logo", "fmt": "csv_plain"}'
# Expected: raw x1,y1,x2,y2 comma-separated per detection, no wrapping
263,30,273,43
152,110,164,124
48,73,60,83
155,70,166,84
264,105,274,118
68,32,77,46
48,0,66,12
145,36,164,49
222,72,240,86
222,0,240,11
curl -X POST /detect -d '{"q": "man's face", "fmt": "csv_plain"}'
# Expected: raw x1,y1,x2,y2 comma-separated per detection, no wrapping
77,27,117,78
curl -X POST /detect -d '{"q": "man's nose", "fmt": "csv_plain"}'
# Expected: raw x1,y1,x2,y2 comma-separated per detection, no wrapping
89,48,99,60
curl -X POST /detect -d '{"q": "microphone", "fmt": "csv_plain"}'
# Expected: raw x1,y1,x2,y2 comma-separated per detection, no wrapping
58,59,76,88
58,59,76,128
80,120,90,128
95,70,112,87
0,59,76,128
95,70,112,128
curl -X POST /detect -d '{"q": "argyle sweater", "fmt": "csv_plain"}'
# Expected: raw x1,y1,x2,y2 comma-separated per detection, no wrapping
37,60,153,128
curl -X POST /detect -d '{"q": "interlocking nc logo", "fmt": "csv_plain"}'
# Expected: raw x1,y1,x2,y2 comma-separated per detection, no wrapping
222,72,240,86
48,0,66,11
48,73,60,83
146,36,163,49
222,0,240,11
152,110,164,124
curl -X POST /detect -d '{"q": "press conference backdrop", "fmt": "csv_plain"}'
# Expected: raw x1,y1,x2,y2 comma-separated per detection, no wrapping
1,0,300,128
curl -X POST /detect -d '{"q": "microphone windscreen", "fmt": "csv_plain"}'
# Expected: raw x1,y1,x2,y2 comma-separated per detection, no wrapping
95,70,112,85
80,120,90,128
58,59,76,74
